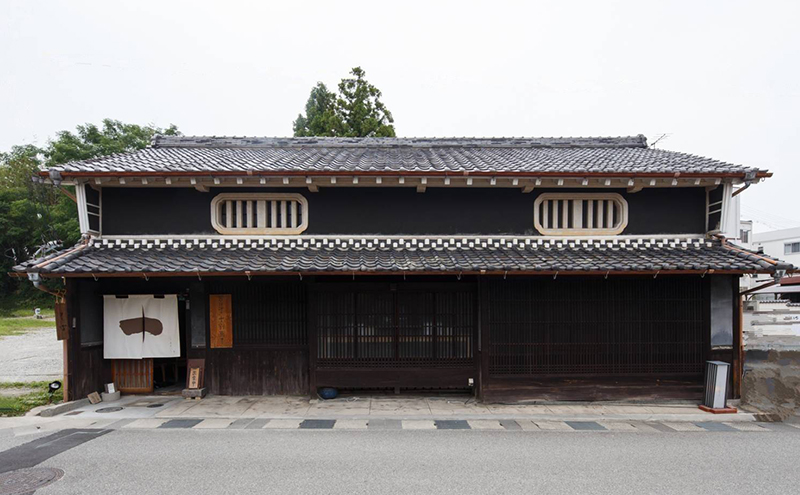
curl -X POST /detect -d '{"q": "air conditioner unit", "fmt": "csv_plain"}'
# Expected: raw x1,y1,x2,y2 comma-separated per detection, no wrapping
703,361,730,409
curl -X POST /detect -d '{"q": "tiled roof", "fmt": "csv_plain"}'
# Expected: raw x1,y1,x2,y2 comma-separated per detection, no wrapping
14,236,783,275
46,136,761,177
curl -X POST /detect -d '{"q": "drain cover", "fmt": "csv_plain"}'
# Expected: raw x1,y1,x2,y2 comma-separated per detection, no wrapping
147,403,164,408
96,407,124,413
0,467,64,494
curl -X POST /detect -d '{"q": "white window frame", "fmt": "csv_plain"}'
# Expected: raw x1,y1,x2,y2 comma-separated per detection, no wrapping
534,192,628,236
211,193,308,235
76,183,101,235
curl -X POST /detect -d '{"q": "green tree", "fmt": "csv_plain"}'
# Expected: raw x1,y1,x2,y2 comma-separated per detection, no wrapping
292,83,340,137
46,119,179,166
0,119,179,311
336,67,395,137
292,67,396,137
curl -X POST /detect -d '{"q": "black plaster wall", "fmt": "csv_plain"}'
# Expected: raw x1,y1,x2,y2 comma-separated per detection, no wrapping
101,186,706,236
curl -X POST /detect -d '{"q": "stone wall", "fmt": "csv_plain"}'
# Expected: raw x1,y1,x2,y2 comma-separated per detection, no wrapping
742,300,800,419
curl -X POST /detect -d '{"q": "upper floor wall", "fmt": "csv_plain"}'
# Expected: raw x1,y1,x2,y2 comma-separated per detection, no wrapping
96,185,708,236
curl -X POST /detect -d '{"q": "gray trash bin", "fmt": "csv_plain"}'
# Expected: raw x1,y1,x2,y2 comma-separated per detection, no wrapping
703,361,730,409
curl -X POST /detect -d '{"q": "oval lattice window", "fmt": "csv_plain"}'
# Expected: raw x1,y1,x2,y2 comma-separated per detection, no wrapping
211,193,308,235
534,193,628,235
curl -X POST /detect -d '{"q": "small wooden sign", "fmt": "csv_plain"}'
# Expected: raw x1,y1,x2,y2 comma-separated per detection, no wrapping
55,301,69,341
87,392,102,404
209,294,233,348
185,358,206,390
188,368,201,389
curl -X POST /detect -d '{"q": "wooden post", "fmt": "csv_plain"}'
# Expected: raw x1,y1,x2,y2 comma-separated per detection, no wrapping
307,283,318,396
478,277,490,401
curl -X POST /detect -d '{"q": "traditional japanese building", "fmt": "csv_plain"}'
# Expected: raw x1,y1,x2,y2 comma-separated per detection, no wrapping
12,135,789,402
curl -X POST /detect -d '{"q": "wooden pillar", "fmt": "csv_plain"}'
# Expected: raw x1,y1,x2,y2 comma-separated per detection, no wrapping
307,282,318,396
64,278,78,401
478,276,490,401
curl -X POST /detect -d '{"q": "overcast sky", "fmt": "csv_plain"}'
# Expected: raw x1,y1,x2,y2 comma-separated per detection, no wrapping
1,1,798,231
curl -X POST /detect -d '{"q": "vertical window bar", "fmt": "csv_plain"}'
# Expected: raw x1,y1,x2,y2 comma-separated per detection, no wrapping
246,201,253,228
597,200,604,229
225,201,233,229
543,200,549,229
235,200,243,228
257,200,266,229
280,201,287,228
270,201,277,228
573,199,583,229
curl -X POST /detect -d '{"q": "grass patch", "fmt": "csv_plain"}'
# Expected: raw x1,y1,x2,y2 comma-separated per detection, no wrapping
0,315,55,337
0,381,63,417
0,293,56,317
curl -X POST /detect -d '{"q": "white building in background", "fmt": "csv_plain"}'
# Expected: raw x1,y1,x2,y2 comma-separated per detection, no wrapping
751,227,800,266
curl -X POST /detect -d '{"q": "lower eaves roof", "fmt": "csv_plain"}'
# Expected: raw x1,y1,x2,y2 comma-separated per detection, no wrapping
12,236,786,276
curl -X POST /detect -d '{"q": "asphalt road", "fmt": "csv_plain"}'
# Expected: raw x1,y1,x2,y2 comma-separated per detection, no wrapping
0,426,791,494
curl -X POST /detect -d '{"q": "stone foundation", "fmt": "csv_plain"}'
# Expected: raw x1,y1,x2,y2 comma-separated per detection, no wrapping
742,349,800,420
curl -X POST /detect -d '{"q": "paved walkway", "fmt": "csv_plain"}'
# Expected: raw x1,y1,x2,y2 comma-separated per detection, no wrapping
0,415,791,436
0,393,765,437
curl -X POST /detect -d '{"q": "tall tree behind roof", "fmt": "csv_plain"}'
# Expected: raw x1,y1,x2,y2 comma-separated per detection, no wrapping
0,119,179,309
292,83,340,137
46,119,180,166
293,67,396,137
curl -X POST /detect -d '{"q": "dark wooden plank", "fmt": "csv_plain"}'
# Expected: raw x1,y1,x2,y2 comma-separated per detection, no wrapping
315,368,473,390
209,294,233,348
208,349,308,395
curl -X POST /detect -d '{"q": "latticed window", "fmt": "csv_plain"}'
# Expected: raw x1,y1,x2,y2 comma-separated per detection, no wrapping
534,193,628,235
211,193,308,235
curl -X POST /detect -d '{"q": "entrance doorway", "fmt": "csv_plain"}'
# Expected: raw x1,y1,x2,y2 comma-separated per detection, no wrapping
311,283,478,392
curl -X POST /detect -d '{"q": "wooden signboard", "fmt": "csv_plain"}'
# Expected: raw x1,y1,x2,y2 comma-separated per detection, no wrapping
188,368,200,389
54,301,69,341
209,295,233,348
186,358,206,389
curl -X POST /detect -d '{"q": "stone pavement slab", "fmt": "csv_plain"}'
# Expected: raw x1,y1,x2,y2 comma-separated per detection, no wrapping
597,421,638,431
124,419,168,429
160,419,203,429
368,419,402,430
244,419,268,429
333,419,368,429
662,422,705,432
696,422,738,432
725,422,768,432
435,420,471,430
467,420,505,430
402,420,436,430
566,421,607,431
533,421,575,431
299,419,336,429
194,419,234,429
263,419,302,429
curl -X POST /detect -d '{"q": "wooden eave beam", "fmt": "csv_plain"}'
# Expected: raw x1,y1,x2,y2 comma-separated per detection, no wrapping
20,268,775,279
54,170,773,180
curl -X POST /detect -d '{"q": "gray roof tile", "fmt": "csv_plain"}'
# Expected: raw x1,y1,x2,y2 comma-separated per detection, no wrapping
46,136,761,176
14,236,784,275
